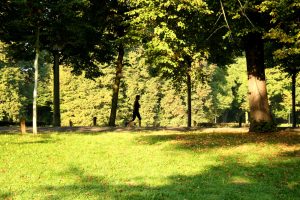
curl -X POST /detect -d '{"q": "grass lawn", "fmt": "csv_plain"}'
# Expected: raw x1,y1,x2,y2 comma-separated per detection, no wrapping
0,129,299,200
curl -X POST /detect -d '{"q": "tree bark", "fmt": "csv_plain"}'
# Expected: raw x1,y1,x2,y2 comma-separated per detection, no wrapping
33,28,40,134
292,71,297,128
186,57,192,128
20,118,26,134
244,33,272,132
108,44,124,126
52,49,61,127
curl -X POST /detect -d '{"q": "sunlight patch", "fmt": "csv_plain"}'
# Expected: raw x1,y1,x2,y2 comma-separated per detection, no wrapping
230,176,252,185
287,181,299,189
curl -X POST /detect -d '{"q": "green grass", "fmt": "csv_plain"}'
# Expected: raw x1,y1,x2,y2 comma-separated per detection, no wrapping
0,130,299,200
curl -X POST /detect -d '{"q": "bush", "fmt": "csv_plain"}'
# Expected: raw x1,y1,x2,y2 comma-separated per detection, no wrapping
0,121,17,126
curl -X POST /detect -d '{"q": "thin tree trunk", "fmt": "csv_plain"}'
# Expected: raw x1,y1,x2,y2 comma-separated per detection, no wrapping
109,44,124,126
187,65,192,128
223,110,229,123
244,33,272,132
292,71,297,128
238,113,242,127
245,112,249,123
33,28,40,134
52,49,61,127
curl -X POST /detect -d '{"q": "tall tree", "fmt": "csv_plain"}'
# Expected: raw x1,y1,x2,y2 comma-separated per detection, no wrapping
105,0,138,127
32,28,40,134
205,0,275,132
39,0,107,127
1,0,43,133
260,0,300,128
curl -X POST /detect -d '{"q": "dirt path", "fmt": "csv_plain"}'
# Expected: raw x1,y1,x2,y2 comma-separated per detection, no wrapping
1,126,300,134
0,126,255,134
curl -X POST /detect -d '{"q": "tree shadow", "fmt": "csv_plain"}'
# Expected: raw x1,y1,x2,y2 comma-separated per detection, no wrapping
136,132,300,151
1,134,61,145
52,127,197,135
14,139,59,145
0,126,249,135
280,149,300,157
36,152,300,199
0,191,13,200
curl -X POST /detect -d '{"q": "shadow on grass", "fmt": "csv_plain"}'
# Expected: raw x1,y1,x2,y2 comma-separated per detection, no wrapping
280,149,300,157
15,139,58,145
38,152,300,200
1,134,61,145
136,132,300,151
0,126,249,135
0,191,13,199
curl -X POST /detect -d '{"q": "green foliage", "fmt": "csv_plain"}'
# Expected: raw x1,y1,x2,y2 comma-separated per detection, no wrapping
260,0,300,73
0,0,112,78
130,0,210,81
206,0,266,41
0,66,26,121
209,67,233,116
116,48,187,127
226,57,248,111
159,83,186,126
0,42,25,121
266,67,291,119
58,66,113,126
0,42,8,68
1,41,299,127
53,47,212,127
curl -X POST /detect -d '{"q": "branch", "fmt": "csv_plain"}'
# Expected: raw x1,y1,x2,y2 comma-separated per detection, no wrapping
220,0,233,39
237,0,255,28
206,25,227,41
213,12,223,28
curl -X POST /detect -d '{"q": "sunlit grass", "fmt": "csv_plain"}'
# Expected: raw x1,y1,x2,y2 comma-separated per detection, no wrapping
0,130,299,199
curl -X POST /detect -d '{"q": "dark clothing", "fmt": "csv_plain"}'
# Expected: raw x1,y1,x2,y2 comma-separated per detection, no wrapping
133,100,140,112
132,111,141,121
132,100,141,120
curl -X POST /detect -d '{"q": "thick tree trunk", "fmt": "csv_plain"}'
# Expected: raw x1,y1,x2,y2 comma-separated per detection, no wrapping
292,71,297,128
244,33,273,132
52,50,61,127
109,45,124,126
33,29,40,134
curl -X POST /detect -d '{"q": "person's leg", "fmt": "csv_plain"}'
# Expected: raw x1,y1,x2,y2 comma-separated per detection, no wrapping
137,112,141,127
132,112,137,122
127,112,137,127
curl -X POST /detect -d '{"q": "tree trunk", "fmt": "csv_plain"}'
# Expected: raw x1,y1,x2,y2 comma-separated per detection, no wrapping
20,118,26,134
244,33,272,132
245,112,249,123
292,71,297,128
108,44,124,126
186,58,192,128
52,49,61,127
187,71,192,128
223,110,228,123
33,28,40,134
